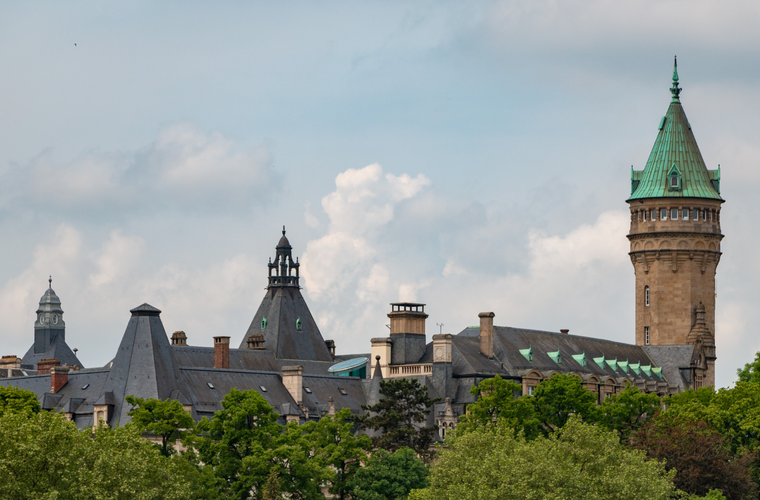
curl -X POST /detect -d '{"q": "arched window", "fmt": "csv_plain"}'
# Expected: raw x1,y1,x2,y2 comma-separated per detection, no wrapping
645,286,650,306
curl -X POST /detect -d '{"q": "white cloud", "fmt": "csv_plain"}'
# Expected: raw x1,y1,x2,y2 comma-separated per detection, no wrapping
1,124,277,215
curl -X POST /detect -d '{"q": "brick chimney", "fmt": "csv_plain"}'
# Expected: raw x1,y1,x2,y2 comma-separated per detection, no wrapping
171,331,188,346
37,358,60,374
213,336,230,369
50,365,69,393
479,312,495,358
282,365,304,405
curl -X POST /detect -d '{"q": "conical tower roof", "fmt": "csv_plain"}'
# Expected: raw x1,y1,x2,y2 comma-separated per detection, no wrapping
629,58,722,201
99,303,187,426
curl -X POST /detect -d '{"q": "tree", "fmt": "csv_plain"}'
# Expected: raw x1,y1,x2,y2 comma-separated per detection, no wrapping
0,385,40,417
0,409,193,500
262,470,281,500
304,408,372,499
410,417,676,500
355,378,440,459
531,373,599,434
191,388,284,499
348,448,428,500
631,415,756,499
126,394,195,456
598,384,662,439
737,351,760,384
457,375,540,438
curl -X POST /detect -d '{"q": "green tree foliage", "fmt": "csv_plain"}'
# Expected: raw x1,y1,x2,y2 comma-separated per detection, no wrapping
348,447,428,500
410,417,676,500
126,394,195,456
632,414,756,499
665,383,760,455
0,409,192,500
262,470,281,500
457,375,540,439
0,385,40,417
737,352,760,384
355,378,440,459
598,384,662,439
531,373,599,433
303,408,372,499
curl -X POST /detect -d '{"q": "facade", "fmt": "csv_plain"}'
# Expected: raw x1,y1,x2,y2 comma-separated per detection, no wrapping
627,59,721,387
0,62,724,436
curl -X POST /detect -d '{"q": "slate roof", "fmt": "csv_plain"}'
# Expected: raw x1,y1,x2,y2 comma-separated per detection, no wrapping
21,336,82,370
643,345,696,390
239,286,333,362
449,326,667,384
173,346,282,372
629,61,721,201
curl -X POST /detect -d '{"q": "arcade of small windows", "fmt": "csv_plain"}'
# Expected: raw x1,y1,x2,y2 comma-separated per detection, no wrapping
645,286,650,306
631,207,719,224
645,326,650,346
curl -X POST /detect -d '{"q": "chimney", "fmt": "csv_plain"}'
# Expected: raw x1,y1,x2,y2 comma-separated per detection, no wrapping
326,396,336,417
171,331,188,346
50,365,69,393
213,336,230,369
388,302,428,365
325,340,336,360
479,312,495,358
37,358,60,374
246,334,265,350
560,329,569,335
282,365,304,405
0,355,20,377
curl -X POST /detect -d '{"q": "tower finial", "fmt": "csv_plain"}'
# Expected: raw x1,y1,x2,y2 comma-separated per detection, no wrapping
670,55,682,100
48,275,52,289
282,225,286,236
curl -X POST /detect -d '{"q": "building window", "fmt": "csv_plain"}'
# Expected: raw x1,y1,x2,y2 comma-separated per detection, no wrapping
660,208,667,220
643,210,647,221
645,326,650,345
651,209,656,221
645,286,650,306
670,175,680,188
682,208,689,220
702,210,707,221
671,208,678,220
693,209,699,220
527,385,535,396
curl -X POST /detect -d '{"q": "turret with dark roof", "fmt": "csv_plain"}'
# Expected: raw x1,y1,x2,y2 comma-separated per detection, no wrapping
21,278,83,370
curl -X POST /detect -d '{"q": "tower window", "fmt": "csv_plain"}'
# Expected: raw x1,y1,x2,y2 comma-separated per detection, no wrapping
671,208,678,220
670,175,679,188
645,286,650,306
643,210,647,221
295,317,302,331
693,209,699,220
660,208,667,220
702,210,707,221
682,208,689,220
651,209,656,220
645,326,650,345
261,317,267,330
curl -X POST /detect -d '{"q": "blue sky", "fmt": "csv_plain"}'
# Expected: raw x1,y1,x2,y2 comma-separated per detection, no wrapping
1,1,759,387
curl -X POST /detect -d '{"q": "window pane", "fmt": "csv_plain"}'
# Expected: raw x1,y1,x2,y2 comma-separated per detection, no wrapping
682,208,689,220
643,210,647,221
693,209,698,220
660,208,667,220
671,208,678,220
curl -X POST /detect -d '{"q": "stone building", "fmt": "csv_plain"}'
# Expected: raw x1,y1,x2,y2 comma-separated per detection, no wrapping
0,62,724,436
628,58,721,388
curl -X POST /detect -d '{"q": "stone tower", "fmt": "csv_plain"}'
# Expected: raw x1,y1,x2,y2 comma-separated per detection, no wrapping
627,59,723,387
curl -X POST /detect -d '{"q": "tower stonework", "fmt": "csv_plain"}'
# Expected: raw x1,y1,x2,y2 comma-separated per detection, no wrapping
627,59,722,387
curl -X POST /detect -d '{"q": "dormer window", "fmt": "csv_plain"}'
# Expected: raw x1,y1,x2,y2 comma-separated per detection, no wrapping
667,164,682,192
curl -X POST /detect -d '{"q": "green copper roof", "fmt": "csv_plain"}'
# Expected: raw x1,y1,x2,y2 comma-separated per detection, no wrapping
629,58,722,201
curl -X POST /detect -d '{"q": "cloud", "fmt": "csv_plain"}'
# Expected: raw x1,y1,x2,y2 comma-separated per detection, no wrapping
1,124,277,216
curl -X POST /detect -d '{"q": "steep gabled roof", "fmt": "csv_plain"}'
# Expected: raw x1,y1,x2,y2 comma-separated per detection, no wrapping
629,59,722,201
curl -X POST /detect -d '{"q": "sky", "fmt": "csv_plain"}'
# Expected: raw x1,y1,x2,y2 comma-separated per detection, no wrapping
1,1,759,388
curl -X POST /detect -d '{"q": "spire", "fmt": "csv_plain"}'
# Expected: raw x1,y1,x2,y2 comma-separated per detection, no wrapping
48,275,52,289
670,56,681,101
628,59,722,201
268,226,300,288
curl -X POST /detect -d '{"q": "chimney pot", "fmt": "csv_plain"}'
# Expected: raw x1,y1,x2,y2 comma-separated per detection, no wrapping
246,334,265,350
560,329,569,335
213,336,230,369
478,312,495,358
171,331,188,346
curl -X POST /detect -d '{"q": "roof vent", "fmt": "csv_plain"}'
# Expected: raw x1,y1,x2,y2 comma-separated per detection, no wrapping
259,385,268,392
207,382,215,389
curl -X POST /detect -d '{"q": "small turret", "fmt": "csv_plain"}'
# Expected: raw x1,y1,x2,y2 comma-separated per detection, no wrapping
267,226,300,288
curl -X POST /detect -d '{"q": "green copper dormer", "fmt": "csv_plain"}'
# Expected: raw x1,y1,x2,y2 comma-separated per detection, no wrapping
629,58,722,201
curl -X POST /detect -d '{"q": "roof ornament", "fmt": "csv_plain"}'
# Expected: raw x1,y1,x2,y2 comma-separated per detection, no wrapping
282,225,286,236
670,55,682,100
48,275,52,289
